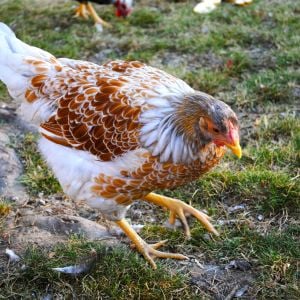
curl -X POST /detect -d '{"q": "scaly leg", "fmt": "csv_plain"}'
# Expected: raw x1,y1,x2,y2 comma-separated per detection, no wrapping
74,3,89,19
115,219,187,269
86,3,112,28
144,193,219,237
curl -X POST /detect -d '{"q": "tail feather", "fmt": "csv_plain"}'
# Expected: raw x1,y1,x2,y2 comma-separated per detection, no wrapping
0,22,56,99
0,22,54,61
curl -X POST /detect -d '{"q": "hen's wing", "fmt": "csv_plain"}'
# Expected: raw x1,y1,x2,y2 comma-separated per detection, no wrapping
35,59,191,161
39,61,152,161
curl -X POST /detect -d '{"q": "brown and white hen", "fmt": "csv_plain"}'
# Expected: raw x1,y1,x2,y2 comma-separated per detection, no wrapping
0,23,241,269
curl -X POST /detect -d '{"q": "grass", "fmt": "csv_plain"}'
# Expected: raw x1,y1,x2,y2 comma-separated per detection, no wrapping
0,82,11,103
0,0,299,299
0,200,11,217
0,236,193,299
12,133,61,196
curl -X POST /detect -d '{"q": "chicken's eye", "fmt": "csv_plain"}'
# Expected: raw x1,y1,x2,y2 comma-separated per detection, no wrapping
213,128,220,133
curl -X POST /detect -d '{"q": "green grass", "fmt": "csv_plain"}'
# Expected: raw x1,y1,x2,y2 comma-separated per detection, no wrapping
0,236,193,299
183,69,230,96
0,0,299,299
198,170,299,213
0,82,10,102
0,199,11,217
13,133,61,196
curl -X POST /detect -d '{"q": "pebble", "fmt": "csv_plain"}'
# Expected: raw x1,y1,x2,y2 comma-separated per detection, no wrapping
257,214,264,221
235,284,249,297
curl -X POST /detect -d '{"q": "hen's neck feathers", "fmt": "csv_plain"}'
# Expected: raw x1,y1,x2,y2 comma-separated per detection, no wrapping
140,91,231,164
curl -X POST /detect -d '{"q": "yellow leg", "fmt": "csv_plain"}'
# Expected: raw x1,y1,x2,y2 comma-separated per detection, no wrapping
115,219,187,269
74,3,89,19
86,3,112,28
144,193,219,237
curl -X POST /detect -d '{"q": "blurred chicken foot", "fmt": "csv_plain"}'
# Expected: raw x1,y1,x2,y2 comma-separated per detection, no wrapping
74,3,89,19
86,3,112,28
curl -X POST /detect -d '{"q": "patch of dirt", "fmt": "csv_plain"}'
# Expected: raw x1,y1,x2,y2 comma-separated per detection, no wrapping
246,47,277,70
0,104,31,204
12,215,115,246
187,260,254,299
90,45,125,65
150,51,224,71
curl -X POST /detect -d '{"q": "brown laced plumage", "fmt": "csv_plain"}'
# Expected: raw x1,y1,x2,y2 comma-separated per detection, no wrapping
0,23,242,268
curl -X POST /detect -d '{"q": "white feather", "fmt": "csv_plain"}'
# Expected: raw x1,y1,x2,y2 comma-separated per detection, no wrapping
147,97,170,107
160,140,172,162
173,136,183,163
0,22,55,103
143,129,159,148
182,144,188,162
5,249,21,262
140,120,159,135
154,125,172,158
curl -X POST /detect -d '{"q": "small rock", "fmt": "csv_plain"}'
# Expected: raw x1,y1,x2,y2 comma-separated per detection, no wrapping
95,23,103,33
201,25,210,34
5,248,21,262
235,284,249,297
129,209,143,220
8,196,19,202
225,260,251,271
38,199,46,206
203,233,212,241
218,219,239,226
20,264,27,270
42,294,52,300
257,214,264,221
228,204,246,213
164,218,182,229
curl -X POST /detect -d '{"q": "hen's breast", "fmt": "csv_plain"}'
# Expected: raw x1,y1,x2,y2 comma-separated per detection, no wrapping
92,144,226,205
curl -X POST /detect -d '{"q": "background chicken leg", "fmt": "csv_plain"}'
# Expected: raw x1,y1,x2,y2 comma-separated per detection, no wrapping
74,2,112,28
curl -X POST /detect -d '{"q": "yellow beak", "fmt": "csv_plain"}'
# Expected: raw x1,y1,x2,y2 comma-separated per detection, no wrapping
226,141,242,159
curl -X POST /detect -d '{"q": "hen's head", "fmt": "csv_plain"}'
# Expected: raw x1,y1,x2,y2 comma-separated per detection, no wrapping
177,92,242,158
140,91,241,163
114,0,133,17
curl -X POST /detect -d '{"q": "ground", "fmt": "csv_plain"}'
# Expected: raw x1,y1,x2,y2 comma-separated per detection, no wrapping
0,0,299,299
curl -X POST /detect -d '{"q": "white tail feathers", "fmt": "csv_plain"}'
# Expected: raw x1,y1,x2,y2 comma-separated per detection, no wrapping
0,22,56,100
0,22,54,61
0,23,15,37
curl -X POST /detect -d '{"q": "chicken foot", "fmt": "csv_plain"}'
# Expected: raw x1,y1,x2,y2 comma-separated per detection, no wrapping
86,3,112,28
74,2,112,28
74,3,89,19
115,219,187,269
144,192,219,237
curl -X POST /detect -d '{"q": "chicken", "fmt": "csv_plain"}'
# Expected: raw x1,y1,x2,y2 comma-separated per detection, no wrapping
74,0,133,30
194,0,252,14
0,23,241,269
